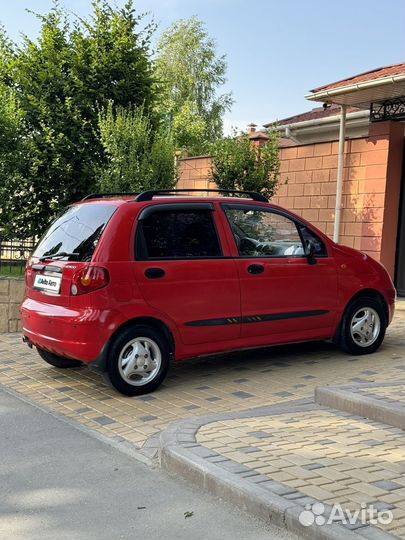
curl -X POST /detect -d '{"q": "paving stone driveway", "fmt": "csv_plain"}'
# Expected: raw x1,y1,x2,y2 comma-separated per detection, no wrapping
197,407,405,537
0,303,403,449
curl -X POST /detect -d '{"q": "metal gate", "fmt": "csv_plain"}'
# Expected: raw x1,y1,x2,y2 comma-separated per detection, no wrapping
395,143,405,297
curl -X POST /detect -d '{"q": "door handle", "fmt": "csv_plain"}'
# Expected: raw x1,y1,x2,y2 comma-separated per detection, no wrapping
144,268,165,279
247,264,265,275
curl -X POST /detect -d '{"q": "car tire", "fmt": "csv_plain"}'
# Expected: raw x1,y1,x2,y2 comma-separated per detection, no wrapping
107,325,171,396
37,347,83,368
338,296,386,355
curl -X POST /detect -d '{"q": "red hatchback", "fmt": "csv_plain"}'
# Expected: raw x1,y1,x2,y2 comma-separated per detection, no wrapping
21,189,396,396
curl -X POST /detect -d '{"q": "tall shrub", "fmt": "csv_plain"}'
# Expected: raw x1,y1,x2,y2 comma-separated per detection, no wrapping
98,103,177,193
210,130,280,199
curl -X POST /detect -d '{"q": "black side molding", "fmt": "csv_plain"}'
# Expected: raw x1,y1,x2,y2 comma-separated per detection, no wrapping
185,310,329,327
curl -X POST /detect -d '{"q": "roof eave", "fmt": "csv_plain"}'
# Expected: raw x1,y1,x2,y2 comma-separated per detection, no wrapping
305,74,405,105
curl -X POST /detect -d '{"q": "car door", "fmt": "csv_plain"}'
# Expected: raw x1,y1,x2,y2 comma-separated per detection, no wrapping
133,202,241,346
221,203,338,343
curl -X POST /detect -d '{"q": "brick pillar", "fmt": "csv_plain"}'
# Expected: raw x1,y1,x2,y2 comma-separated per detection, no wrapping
367,121,404,278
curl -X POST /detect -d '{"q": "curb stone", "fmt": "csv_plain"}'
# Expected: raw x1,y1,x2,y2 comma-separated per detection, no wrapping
315,382,405,430
157,399,400,540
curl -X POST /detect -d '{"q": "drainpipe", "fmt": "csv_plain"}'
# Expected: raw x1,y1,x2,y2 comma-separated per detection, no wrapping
284,126,300,144
333,105,347,243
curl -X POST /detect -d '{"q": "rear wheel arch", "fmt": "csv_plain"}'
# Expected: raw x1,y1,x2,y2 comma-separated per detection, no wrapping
106,322,172,396
106,316,175,359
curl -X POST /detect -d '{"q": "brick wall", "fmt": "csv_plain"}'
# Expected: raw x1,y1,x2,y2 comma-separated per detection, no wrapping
0,278,25,332
178,121,404,278
177,156,217,192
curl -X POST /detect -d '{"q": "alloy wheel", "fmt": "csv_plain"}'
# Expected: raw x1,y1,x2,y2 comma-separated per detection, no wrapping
350,307,381,348
118,337,162,386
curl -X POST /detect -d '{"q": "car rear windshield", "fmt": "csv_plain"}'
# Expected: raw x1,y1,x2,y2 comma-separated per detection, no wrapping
33,204,117,262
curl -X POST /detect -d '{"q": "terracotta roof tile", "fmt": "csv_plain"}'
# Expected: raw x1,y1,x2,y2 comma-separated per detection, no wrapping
311,63,405,93
274,104,360,126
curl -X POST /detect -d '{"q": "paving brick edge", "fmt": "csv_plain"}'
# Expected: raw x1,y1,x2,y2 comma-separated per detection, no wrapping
157,399,399,540
315,383,405,430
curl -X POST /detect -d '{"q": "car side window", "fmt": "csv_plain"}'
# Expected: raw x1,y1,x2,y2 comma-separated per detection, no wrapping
299,225,328,256
224,207,305,258
136,209,222,259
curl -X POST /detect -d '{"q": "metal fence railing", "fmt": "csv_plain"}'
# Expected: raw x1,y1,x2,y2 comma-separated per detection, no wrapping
0,238,36,276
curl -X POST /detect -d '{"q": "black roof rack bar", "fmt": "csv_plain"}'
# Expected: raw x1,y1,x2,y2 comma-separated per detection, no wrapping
82,192,140,201
136,189,268,203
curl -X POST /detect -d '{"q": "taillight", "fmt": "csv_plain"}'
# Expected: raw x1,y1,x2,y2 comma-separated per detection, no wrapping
71,266,109,295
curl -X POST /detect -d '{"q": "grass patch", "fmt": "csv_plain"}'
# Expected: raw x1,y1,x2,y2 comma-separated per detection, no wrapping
0,265,25,278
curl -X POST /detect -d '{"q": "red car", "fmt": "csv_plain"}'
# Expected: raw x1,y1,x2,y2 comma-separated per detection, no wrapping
21,190,396,396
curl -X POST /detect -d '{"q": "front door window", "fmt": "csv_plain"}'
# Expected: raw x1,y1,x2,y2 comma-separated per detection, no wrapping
224,207,305,257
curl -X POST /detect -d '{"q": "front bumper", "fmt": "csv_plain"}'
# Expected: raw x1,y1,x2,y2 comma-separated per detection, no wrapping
385,288,396,325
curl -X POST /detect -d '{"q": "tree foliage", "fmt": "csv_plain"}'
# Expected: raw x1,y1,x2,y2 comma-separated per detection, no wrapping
0,85,35,237
210,130,280,200
154,17,232,155
98,103,177,193
0,0,155,237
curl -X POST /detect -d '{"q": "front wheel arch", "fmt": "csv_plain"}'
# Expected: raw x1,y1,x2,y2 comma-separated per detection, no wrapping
334,289,388,342
337,293,387,354
346,289,388,321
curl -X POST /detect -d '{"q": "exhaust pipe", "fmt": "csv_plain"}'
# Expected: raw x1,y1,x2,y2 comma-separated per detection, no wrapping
22,335,33,349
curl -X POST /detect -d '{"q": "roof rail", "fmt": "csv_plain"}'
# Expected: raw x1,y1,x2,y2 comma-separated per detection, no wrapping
136,189,268,203
82,192,139,201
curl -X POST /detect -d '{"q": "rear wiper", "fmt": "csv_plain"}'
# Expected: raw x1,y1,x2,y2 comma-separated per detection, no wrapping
39,252,80,262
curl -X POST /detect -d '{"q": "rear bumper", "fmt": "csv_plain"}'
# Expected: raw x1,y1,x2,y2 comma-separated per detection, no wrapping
21,298,116,362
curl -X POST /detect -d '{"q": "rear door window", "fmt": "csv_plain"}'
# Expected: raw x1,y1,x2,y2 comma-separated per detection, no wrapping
136,208,222,259
33,204,117,262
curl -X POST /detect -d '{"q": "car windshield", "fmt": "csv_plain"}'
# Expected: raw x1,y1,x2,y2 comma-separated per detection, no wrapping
33,204,117,262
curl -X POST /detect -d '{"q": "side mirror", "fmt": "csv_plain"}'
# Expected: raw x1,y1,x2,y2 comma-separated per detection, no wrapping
305,239,317,265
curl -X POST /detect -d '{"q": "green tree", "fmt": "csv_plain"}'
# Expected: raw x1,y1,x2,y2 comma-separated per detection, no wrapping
71,0,155,114
0,85,23,157
0,0,155,237
155,17,233,155
0,84,35,237
210,130,280,200
98,103,177,193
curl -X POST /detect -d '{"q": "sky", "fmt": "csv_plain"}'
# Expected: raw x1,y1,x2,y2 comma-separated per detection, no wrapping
1,0,404,134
